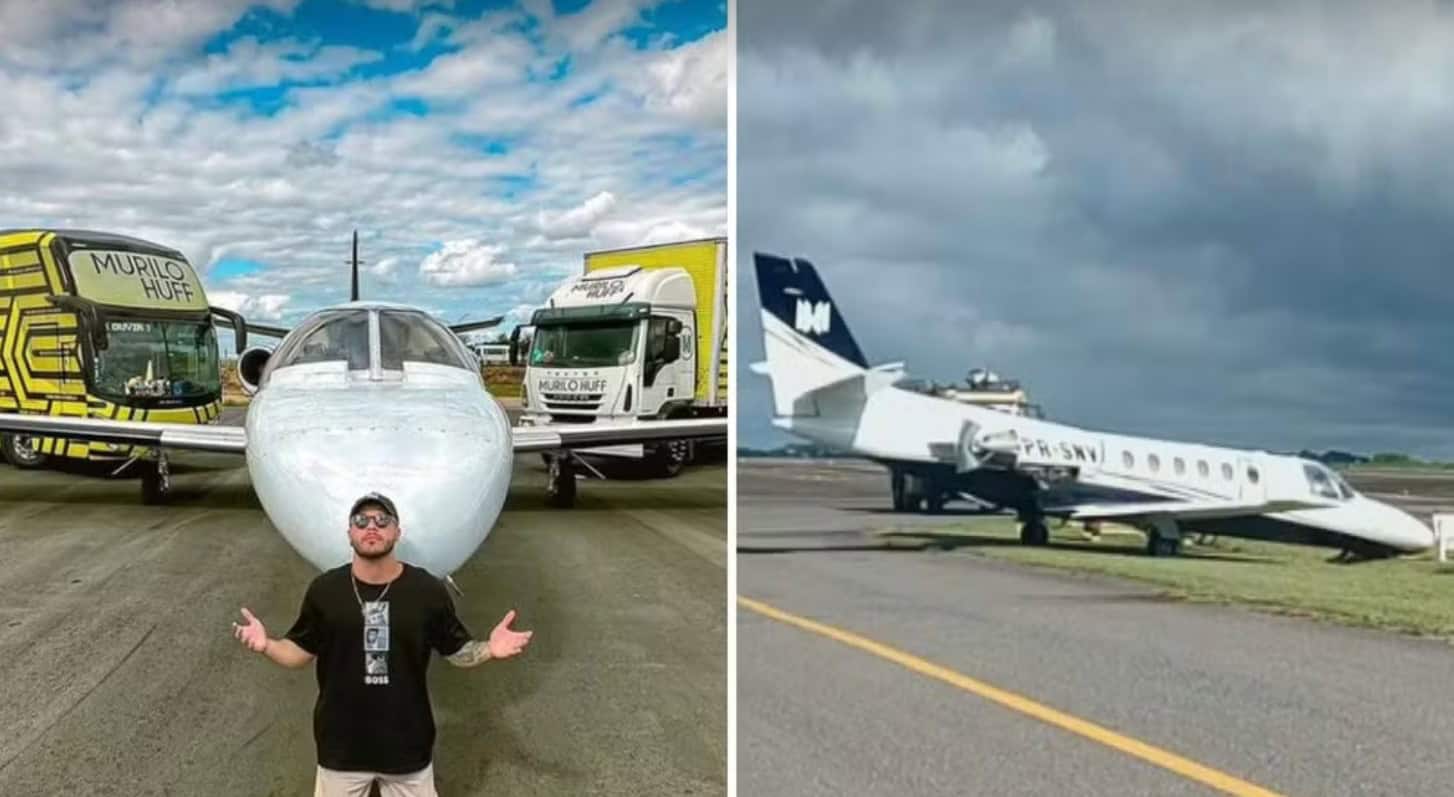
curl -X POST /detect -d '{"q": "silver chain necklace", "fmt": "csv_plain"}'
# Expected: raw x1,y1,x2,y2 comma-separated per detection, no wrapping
351,568,399,609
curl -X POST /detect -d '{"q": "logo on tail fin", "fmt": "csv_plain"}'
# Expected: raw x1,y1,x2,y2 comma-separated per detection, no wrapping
754,251,868,368
794,299,831,335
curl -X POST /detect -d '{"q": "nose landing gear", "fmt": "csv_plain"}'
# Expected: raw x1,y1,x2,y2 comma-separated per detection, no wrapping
140,453,171,505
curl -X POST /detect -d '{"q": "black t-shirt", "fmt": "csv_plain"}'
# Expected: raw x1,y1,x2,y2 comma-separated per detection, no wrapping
284,563,472,774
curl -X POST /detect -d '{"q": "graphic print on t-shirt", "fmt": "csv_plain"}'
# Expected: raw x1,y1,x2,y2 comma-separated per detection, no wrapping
363,600,390,685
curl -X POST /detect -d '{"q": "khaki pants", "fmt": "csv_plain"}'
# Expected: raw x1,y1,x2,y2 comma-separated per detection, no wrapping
314,763,437,797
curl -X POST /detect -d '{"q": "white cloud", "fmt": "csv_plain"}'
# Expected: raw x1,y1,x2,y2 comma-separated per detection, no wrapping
171,37,382,95
419,240,520,287
0,0,725,327
391,35,536,98
504,302,537,325
551,0,661,51
0,0,302,71
209,290,293,321
537,191,618,240
631,29,727,126
370,256,400,282
1001,12,1055,69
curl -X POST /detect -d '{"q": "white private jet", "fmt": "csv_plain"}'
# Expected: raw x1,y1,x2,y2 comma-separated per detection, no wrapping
0,246,726,579
750,252,1432,561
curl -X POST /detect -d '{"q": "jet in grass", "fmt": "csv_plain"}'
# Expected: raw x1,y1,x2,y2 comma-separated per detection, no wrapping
0,232,726,578
749,252,1431,561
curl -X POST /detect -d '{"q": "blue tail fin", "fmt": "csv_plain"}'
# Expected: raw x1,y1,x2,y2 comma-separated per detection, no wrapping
753,252,867,368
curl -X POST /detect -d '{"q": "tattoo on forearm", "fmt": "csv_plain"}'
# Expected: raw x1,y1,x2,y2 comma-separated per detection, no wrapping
446,640,492,667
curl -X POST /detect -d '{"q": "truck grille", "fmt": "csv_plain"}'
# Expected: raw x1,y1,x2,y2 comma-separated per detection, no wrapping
542,391,603,413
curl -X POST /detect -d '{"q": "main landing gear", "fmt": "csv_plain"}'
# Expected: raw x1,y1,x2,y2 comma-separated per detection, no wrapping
545,453,578,508
890,468,946,513
1019,513,1050,546
1144,516,1182,557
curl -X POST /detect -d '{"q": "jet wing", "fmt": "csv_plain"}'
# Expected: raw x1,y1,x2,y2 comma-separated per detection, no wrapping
210,306,290,354
0,414,725,457
1056,497,1336,522
237,321,291,339
0,414,247,454
511,418,727,453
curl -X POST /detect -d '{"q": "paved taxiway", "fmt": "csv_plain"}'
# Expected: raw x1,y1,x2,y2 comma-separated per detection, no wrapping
737,459,1454,796
0,407,726,796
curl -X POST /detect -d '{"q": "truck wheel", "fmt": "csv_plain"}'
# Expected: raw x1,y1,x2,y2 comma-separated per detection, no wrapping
1,434,48,469
545,455,577,508
141,459,171,505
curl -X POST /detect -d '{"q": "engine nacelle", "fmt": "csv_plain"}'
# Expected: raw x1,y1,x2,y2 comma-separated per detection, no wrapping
957,421,1020,472
237,346,272,395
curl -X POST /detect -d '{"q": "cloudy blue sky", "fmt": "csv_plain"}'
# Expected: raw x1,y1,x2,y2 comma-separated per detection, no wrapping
738,1,1454,460
0,0,725,351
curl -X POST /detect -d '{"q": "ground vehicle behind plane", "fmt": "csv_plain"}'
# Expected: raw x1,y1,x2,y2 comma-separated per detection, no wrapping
0,228,223,499
514,237,729,486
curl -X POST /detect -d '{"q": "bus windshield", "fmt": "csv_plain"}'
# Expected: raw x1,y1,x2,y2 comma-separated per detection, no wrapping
91,319,221,401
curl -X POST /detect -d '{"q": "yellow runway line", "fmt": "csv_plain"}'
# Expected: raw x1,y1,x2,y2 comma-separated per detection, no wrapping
739,595,1287,797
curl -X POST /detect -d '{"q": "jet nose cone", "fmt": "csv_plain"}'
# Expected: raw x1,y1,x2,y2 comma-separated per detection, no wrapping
1370,499,1435,552
246,388,513,576
1397,511,1436,552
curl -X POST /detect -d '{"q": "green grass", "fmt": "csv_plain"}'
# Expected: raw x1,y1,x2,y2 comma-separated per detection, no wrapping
485,380,521,398
877,517,1454,641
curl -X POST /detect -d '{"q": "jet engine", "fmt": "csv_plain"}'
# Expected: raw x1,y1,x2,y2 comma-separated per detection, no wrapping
237,346,272,395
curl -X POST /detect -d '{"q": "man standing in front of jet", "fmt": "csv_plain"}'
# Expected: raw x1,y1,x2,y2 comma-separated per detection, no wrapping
231,492,533,796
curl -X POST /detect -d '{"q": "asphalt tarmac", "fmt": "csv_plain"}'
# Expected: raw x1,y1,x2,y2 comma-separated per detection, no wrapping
0,407,726,796
736,459,1454,797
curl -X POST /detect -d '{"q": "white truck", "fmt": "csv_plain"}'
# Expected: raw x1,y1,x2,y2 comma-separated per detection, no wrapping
512,237,728,504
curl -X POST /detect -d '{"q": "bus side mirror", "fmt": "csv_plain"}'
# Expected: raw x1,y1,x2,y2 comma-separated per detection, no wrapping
662,335,681,363
508,325,521,367
210,306,248,354
45,294,107,350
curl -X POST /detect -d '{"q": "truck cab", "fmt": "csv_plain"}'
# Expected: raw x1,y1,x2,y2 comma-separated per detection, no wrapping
523,266,697,424
514,237,728,487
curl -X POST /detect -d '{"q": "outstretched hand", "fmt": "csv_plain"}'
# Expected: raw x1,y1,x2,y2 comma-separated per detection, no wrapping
487,609,533,659
233,607,268,653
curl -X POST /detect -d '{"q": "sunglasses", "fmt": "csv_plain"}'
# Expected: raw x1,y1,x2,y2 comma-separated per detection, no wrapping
351,512,396,529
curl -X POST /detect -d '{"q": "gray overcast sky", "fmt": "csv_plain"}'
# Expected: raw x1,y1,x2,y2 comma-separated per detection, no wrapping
737,0,1454,460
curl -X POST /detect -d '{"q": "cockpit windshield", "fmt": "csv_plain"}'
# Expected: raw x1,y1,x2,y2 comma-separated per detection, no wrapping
378,310,475,371
1304,462,1354,501
1329,469,1356,500
272,309,371,371
265,308,476,380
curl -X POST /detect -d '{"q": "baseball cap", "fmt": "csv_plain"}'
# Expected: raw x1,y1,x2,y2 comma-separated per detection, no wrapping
350,492,399,522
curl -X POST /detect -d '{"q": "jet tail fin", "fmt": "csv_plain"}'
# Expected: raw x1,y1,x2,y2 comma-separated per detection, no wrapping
350,229,360,302
752,252,873,417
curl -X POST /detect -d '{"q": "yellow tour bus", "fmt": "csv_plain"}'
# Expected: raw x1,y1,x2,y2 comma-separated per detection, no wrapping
0,228,225,500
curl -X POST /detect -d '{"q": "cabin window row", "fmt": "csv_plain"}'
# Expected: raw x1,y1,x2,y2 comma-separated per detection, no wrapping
1120,450,1259,484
